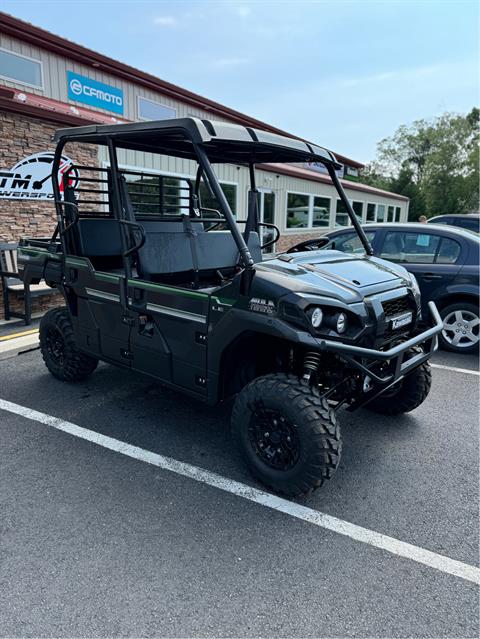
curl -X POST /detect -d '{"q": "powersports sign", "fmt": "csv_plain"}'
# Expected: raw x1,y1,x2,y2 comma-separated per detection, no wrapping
0,152,79,200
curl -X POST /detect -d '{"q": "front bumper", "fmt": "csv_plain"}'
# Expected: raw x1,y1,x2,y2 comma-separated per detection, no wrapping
316,301,443,388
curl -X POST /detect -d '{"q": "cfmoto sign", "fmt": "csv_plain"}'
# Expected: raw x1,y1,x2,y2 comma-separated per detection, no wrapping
67,71,124,114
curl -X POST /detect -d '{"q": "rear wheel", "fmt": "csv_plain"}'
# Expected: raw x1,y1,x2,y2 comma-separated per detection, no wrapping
439,302,479,354
231,373,341,497
40,307,98,382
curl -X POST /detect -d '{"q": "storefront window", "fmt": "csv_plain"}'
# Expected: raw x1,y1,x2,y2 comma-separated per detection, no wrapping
137,97,176,121
352,201,364,224
0,49,43,88
200,182,237,216
335,199,350,227
387,205,395,222
377,204,386,222
395,206,401,222
287,193,310,228
366,203,376,223
312,197,330,227
263,192,275,225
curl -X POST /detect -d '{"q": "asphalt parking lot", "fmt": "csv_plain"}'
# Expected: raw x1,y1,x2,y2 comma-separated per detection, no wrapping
0,346,478,638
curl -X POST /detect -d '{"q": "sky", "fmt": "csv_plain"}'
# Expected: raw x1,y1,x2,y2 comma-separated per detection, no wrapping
1,0,478,162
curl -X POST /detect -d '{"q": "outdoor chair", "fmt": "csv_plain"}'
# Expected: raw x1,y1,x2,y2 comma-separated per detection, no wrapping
0,242,55,325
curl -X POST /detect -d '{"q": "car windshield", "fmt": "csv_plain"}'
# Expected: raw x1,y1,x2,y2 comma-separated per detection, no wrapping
322,231,376,254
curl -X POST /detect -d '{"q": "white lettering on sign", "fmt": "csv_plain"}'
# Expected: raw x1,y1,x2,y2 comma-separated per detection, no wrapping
0,152,79,200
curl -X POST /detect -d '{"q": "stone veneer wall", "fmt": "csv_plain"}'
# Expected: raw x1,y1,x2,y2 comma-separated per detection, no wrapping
0,110,97,320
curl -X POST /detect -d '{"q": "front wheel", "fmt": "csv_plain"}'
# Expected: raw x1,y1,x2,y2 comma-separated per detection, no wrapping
231,374,342,497
40,307,98,382
439,302,479,354
365,352,432,415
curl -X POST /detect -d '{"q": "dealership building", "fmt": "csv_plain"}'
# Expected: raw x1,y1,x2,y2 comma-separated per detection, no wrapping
0,12,409,316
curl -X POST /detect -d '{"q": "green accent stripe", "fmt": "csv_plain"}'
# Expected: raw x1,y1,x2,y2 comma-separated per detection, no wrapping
128,279,208,300
95,272,121,282
20,248,60,260
65,257,90,267
146,303,206,324
85,288,120,303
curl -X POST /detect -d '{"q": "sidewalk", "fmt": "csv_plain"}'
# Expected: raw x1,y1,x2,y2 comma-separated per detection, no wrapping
0,317,40,359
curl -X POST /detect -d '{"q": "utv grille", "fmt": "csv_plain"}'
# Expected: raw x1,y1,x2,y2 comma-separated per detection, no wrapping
382,294,416,340
382,295,413,318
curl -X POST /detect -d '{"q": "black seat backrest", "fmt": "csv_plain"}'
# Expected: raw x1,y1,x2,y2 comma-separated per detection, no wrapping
136,221,262,280
70,218,123,271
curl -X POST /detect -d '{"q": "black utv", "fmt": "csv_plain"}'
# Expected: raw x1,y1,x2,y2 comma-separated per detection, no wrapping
18,118,443,497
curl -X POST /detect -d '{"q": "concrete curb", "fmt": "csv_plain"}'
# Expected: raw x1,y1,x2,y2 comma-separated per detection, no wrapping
0,332,40,360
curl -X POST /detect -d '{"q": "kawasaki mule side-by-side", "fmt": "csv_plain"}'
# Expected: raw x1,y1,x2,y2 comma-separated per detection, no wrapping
18,118,443,496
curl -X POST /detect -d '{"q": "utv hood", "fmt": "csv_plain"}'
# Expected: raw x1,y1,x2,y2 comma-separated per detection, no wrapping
255,250,410,303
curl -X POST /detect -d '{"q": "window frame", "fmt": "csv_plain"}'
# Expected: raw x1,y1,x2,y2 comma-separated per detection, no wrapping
285,191,332,231
352,200,364,223
312,194,333,228
334,198,365,227
378,230,458,265
328,229,377,254
0,47,44,90
137,95,177,122
366,202,377,223
435,236,462,265
376,204,386,223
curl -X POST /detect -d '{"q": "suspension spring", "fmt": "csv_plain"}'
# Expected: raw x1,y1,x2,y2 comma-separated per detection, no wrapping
303,351,322,381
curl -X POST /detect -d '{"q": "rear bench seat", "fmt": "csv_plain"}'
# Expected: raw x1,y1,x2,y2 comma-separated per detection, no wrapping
72,217,262,283
136,220,262,281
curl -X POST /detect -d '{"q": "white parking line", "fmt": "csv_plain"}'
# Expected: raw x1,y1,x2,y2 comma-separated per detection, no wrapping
1,397,479,586
431,363,479,376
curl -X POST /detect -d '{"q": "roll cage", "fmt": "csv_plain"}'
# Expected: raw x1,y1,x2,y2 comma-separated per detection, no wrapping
50,117,374,274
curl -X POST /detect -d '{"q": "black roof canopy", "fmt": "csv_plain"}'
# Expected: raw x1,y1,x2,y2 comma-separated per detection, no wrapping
54,117,341,167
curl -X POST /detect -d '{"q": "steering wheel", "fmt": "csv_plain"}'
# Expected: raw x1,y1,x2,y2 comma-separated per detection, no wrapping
286,237,329,253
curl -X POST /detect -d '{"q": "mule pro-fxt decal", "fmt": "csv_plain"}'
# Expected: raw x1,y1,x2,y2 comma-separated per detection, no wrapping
249,297,276,315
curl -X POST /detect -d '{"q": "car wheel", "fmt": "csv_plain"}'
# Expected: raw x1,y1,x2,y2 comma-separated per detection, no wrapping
439,302,480,354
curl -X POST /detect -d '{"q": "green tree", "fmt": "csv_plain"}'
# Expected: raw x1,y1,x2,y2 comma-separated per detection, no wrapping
362,109,479,219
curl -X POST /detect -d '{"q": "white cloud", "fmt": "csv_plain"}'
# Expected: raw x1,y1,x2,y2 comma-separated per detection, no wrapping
212,57,250,69
154,16,177,27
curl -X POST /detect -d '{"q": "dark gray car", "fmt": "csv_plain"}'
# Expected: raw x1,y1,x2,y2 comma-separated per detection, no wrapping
428,214,480,233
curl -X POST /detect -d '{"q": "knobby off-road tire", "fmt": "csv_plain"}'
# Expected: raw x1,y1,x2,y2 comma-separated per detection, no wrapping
231,373,342,497
40,307,98,382
365,348,432,415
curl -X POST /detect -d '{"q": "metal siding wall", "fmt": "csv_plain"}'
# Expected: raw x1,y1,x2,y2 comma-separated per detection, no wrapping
0,35,408,224
0,35,235,121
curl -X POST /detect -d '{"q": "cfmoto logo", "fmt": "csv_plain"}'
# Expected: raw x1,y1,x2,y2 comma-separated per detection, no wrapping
70,78,82,96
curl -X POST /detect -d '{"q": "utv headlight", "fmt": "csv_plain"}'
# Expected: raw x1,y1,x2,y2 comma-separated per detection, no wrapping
336,312,348,334
310,307,323,328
